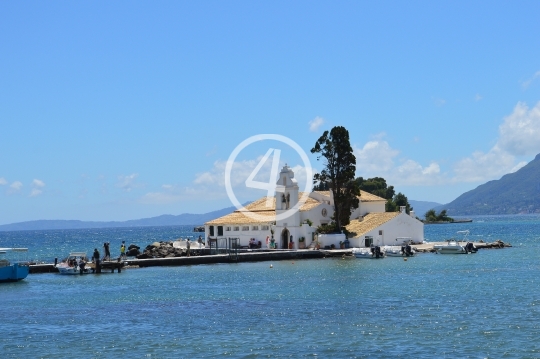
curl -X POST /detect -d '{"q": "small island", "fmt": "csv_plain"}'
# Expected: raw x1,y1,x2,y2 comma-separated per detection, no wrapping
422,209,472,224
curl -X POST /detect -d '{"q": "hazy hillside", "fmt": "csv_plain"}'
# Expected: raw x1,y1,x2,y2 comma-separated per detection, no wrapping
0,205,238,232
409,200,443,218
441,153,540,215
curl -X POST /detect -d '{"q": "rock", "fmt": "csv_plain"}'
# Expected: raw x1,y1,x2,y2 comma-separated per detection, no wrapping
127,248,140,257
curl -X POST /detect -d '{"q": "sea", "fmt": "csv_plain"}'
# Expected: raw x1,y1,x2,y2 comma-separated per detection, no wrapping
1,215,540,358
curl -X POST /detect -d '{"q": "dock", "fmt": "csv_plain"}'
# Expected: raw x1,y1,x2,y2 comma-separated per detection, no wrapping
30,260,125,274
28,241,510,274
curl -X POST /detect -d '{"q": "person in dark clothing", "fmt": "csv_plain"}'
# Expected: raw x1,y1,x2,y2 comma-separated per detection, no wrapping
93,248,100,263
103,242,111,261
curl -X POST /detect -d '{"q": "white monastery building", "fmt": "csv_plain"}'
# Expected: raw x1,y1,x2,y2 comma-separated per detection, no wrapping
205,165,424,249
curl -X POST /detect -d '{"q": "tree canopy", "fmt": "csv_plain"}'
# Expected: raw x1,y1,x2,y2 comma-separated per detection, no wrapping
356,176,413,213
311,126,359,231
424,209,454,222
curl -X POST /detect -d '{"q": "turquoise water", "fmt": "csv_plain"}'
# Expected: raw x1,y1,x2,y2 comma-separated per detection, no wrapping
1,217,540,358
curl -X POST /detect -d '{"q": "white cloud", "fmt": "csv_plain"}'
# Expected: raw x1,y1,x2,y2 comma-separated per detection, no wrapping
150,156,315,206
29,178,46,197
522,71,540,90
452,146,517,183
10,181,22,190
309,116,324,132
354,137,399,174
498,101,540,156
7,181,23,195
0,177,7,185
32,179,45,188
354,136,443,186
29,188,43,197
116,173,141,192
474,94,483,102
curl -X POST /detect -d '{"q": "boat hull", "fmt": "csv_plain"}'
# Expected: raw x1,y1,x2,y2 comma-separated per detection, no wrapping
0,263,30,282
352,249,386,259
433,243,467,254
57,265,92,275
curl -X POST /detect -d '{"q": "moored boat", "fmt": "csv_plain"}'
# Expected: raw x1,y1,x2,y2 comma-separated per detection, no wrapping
56,252,92,275
352,246,386,259
433,230,477,254
384,244,416,257
0,248,30,282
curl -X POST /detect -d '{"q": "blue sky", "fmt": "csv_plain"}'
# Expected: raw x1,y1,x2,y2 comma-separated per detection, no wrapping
1,1,540,225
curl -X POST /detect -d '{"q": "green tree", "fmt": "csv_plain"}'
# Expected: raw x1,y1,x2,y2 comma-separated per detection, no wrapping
392,192,413,214
436,209,453,222
356,176,397,211
311,126,359,231
423,209,454,222
356,177,395,200
312,181,330,191
424,209,437,222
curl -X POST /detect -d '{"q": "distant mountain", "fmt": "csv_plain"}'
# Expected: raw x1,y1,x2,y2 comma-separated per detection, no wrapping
440,153,540,215
0,205,238,232
409,200,443,218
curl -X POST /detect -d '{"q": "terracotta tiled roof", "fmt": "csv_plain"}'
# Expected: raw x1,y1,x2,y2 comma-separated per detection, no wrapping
345,212,400,238
314,190,331,197
205,192,322,225
359,191,386,202
205,210,275,225
313,190,385,202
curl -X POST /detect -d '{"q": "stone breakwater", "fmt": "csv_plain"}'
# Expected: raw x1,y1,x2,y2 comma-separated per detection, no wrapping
413,239,511,253
135,240,204,259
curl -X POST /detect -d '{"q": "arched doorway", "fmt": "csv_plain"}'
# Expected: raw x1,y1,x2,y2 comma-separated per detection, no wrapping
281,228,290,249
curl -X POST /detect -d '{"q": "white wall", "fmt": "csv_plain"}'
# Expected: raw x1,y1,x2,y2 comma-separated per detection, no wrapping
317,233,346,248
347,213,424,248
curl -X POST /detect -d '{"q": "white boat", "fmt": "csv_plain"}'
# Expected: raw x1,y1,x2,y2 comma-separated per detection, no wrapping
384,244,416,257
56,252,92,275
0,248,29,282
433,230,477,254
352,246,385,259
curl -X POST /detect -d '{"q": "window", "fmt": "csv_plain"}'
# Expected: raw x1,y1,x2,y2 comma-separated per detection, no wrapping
209,226,214,236
261,225,269,230
225,226,231,232
365,236,373,247
379,230,383,235
242,226,249,231
233,226,239,231
252,226,259,230
217,226,223,236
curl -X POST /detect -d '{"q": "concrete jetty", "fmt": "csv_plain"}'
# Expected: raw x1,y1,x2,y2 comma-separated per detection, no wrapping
28,241,510,274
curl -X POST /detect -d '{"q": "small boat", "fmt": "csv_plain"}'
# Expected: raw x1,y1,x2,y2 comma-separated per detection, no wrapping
56,252,92,275
384,244,416,257
0,248,30,282
434,230,477,254
352,246,385,259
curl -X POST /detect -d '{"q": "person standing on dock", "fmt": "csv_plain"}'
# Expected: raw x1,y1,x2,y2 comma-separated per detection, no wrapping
103,242,111,261
186,239,191,257
120,241,126,260
93,248,100,264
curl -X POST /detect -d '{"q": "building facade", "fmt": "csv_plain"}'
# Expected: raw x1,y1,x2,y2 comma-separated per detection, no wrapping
204,165,424,249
